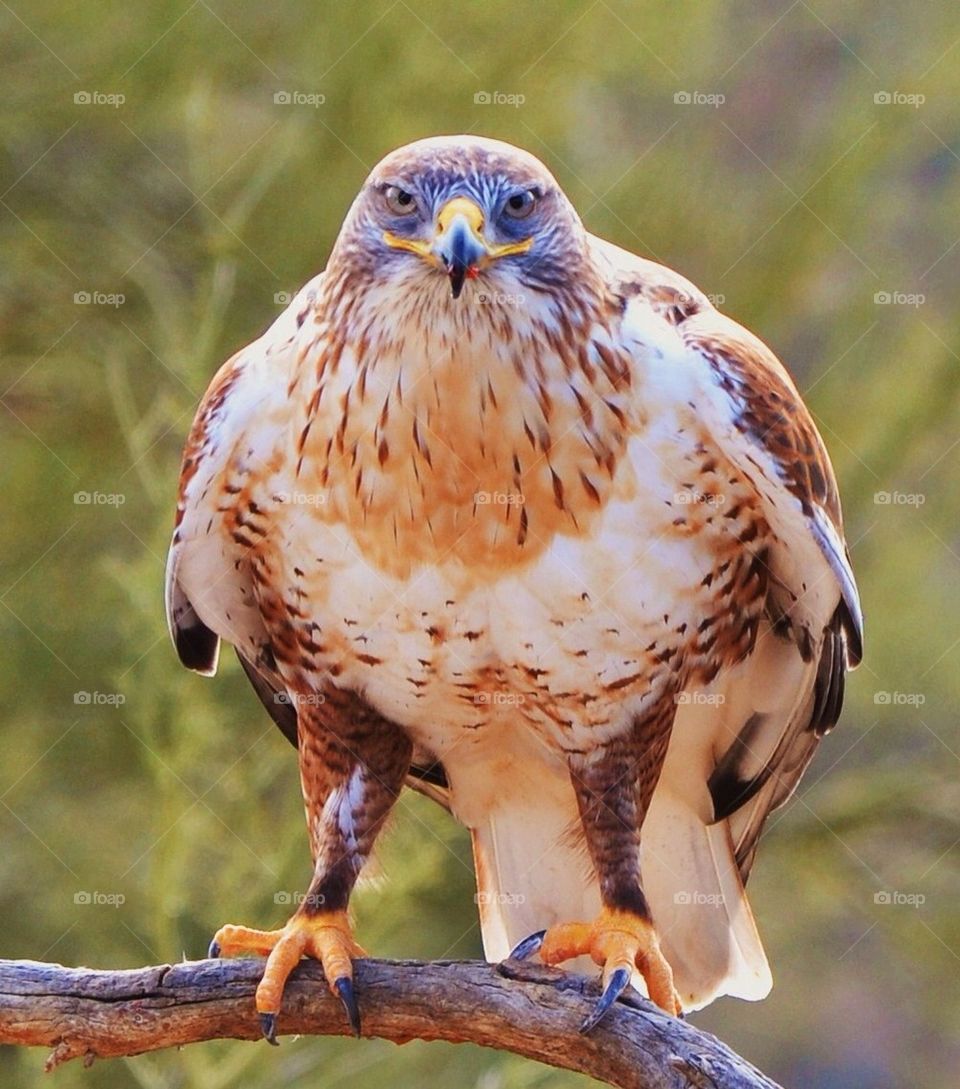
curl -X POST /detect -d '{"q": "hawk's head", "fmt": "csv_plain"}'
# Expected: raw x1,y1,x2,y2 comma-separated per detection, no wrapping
330,135,591,304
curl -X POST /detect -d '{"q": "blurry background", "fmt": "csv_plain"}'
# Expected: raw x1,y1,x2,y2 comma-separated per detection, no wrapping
2,2,958,1086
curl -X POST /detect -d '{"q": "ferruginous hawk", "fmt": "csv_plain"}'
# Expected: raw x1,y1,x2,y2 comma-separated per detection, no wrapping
165,135,862,1041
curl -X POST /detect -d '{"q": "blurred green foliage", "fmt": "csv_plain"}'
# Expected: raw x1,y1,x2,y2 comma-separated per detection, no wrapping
1,2,959,1087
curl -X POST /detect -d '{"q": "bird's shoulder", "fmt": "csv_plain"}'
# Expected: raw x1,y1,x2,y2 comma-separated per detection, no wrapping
173,274,325,528
589,233,714,325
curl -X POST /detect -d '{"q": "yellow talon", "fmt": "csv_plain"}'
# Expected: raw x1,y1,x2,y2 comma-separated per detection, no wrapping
538,907,681,1017
210,910,366,1040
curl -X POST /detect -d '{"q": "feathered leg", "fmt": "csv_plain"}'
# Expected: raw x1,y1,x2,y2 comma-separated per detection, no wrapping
210,688,412,1042
511,706,682,1030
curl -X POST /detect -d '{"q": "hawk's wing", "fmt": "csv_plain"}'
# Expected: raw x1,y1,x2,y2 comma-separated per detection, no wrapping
164,277,322,702
591,234,863,881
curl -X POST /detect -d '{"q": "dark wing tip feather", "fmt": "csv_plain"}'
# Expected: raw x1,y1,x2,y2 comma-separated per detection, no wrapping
708,712,775,823
236,649,298,749
408,761,449,791
175,621,220,675
710,606,850,880
405,746,450,808
809,611,847,736
838,596,863,668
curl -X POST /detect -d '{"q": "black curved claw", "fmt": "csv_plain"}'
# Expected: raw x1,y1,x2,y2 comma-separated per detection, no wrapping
508,929,546,961
335,976,362,1037
259,1011,280,1046
208,938,221,959
579,966,632,1034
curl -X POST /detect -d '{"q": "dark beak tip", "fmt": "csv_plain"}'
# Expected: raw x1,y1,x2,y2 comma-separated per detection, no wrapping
448,264,468,299
440,218,484,300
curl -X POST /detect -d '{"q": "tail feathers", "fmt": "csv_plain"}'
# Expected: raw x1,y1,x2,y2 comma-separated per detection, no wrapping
642,787,772,1010
470,784,599,967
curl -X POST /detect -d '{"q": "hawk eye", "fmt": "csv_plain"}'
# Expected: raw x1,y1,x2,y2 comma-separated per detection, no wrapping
503,189,538,220
383,185,417,216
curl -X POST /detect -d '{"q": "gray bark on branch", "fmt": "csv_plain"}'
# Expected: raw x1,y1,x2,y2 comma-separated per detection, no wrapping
0,956,784,1088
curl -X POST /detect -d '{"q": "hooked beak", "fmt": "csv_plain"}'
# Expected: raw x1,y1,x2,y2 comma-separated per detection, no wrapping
434,198,487,299
383,197,533,300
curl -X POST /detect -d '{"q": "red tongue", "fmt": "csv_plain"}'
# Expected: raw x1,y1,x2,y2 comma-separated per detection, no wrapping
466,266,480,279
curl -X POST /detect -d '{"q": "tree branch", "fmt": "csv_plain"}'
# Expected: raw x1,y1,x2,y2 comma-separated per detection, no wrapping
0,957,783,1088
